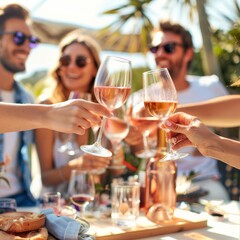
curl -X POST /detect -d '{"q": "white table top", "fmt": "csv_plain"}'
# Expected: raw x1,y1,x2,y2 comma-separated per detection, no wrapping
138,201,240,240
18,201,240,240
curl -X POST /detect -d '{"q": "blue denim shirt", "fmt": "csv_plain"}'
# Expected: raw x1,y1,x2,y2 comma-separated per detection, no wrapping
0,81,35,203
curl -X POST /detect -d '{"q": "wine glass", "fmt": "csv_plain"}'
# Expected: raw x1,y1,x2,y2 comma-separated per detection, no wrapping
104,105,129,169
130,99,159,159
143,68,188,160
80,56,132,157
68,170,95,217
58,91,92,156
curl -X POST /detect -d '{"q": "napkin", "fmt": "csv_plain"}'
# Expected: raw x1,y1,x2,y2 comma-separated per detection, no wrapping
41,208,95,240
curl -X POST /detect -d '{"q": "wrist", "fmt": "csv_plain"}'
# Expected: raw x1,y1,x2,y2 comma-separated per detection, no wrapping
41,104,55,129
201,133,222,158
58,165,71,182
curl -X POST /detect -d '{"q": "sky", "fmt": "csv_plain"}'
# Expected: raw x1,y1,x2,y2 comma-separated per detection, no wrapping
1,0,239,80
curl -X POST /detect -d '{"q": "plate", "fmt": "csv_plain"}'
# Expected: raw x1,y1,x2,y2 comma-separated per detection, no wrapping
0,211,46,233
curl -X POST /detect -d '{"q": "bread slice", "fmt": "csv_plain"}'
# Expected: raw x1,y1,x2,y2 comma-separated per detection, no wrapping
0,212,45,233
0,227,48,240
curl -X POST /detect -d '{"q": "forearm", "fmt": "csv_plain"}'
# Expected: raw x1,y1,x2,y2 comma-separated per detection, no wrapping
177,95,240,127
41,163,73,187
0,103,49,132
203,134,240,169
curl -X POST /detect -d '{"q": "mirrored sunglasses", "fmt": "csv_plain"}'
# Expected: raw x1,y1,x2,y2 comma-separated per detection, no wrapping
0,31,40,49
60,55,90,68
149,42,184,54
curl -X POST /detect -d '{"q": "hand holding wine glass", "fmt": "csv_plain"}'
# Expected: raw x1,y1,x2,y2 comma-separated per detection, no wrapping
143,68,188,160
68,170,95,218
81,56,132,157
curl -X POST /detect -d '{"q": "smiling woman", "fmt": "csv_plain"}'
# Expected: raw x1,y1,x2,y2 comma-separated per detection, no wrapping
34,31,112,197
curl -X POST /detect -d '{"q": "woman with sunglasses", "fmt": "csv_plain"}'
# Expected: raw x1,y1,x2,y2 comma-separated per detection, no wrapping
35,31,111,196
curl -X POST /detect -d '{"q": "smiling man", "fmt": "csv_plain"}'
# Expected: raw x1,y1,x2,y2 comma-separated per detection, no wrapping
149,21,230,201
0,4,40,206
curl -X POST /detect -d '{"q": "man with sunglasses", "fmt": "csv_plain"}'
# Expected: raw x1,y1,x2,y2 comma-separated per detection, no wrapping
148,20,230,201
0,4,41,206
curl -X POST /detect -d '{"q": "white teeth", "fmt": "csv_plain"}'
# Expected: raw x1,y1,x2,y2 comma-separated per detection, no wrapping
16,53,27,60
67,73,81,79
157,61,169,68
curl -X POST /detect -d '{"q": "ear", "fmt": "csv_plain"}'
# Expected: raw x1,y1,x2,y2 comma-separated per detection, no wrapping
184,47,194,64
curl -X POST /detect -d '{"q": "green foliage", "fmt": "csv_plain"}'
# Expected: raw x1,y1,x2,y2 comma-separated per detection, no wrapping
212,26,240,93
188,52,204,76
20,70,48,100
132,66,150,93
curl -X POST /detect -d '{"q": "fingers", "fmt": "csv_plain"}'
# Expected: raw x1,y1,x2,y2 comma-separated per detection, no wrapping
171,137,193,150
169,134,193,150
82,154,111,170
160,112,202,151
74,100,112,118
164,112,196,125
161,119,185,134
161,113,200,135
68,100,113,133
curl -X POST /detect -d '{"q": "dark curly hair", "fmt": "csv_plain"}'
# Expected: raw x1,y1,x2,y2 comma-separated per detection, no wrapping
0,4,29,32
152,20,194,69
156,20,193,50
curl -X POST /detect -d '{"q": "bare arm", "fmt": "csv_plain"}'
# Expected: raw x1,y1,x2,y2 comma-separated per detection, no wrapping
0,100,111,133
177,95,240,127
35,127,110,187
161,112,240,169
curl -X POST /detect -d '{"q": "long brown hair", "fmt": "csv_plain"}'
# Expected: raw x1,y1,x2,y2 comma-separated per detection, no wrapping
48,30,101,103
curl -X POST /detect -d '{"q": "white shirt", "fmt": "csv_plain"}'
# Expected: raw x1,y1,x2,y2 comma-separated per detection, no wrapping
176,75,229,179
41,133,84,196
0,90,22,197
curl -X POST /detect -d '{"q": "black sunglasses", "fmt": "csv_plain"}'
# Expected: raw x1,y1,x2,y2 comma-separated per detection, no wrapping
0,31,40,49
149,42,184,54
60,55,91,68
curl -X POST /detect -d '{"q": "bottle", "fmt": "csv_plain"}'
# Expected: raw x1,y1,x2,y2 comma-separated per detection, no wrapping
145,127,177,223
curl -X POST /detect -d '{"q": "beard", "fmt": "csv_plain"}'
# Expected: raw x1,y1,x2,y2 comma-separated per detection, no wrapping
0,57,26,73
167,60,184,82
0,48,26,73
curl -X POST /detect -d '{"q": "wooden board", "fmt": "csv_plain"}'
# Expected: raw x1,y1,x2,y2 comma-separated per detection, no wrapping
87,209,207,240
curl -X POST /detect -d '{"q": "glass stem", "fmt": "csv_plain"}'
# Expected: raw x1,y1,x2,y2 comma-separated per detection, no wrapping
94,116,107,147
165,129,175,154
143,131,150,151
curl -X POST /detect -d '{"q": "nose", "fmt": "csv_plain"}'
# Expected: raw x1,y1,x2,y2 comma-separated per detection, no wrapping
20,39,32,52
155,46,167,57
68,60,78,69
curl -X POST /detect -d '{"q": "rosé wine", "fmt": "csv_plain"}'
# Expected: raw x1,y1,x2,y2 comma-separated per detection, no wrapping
94,86,131,110
144,101,177,119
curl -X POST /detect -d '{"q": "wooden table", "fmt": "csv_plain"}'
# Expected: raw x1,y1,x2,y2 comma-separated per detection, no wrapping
87,209,207,240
